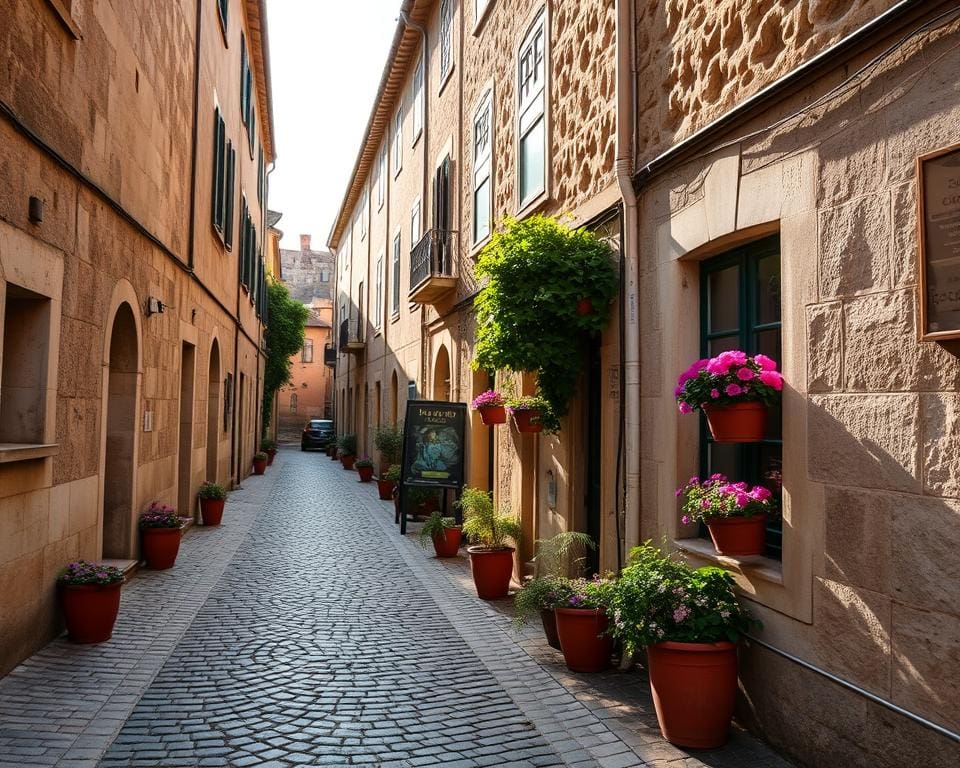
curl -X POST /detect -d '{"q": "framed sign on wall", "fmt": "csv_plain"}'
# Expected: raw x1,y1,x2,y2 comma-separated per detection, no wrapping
918,142,960,341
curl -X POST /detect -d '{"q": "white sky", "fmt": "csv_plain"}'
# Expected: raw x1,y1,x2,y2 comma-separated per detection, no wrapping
266,0,400,251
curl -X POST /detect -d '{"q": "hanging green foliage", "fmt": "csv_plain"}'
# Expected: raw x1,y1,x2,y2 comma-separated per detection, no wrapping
262,278,309,436
472,215,618,432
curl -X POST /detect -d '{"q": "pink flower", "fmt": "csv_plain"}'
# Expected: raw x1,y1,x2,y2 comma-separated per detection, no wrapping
688,476,699,485
675,487,682,498
678,402,693,414
672,606,691,623
749,486,773,502
709,473,726,481
674,384,684,397
736,367,755,381
681,515,691,525
710,388,720,399
724,383,743,397
706,358,731,375
700,499,712,509
759,370,784,391
754,354,778,371
735,491,750,508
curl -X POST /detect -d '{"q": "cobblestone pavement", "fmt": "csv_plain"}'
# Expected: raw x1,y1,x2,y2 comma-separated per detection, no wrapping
0,450,793,768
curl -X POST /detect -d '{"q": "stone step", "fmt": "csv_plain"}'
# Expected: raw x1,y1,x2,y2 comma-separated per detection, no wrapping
96,558,139,578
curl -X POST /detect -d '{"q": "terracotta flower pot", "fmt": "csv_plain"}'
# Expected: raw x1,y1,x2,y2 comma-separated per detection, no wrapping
200,498,225,526
576,297,594,316
431,526,462,558
646,641,738,749
706,514,767,556
141,527,182,570
341,454,356,471
478,405,507,425
555,607,613,672
60,582,123,643
358,465,374,482
330,447,338,460
513,410,543,433
703,401,767,443
252,457,267,475
266,448,277,466
377,479,396,500
541,608,562,650
467,547,514,599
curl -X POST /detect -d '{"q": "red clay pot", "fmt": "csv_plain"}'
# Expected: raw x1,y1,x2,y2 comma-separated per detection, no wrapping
707,514,767,556
646,641,739,749
555,608,613,672
431,526,462,558
703,402,767,443
478,405,507,425
200,498,225,526
330,447,338,460
512,410,543,433
141,527,182,570
541,608,561,650
252,457,267,475
60,582,123,643
576,297,594,316
341,454,356,471
377,479,396,500
266,448,277,466
358,465,374,482
467,547,514,599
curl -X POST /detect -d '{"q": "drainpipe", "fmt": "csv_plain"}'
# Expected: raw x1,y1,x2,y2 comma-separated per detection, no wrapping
615,0,640,555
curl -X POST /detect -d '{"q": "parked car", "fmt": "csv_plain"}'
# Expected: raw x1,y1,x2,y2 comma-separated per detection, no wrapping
301,419,334,451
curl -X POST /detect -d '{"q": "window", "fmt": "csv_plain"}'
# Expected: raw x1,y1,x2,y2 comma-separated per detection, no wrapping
392,233,401,316
0,285,51,444
699,235,783,559
359,188,368,240
302,339,314,363
440,0,454,82
518,12,547,206
240,36,249,124
257,146,264,205
473,90,493,243
238,199,257,292
375,252,383,328
290,392,298,413
248,105,256,159
320,268,330,282
217,0,228,33
411,198,421,246
377,146,387,209
475,0,491,24
412,56,424,142
393,108,403,176
211,107,236,248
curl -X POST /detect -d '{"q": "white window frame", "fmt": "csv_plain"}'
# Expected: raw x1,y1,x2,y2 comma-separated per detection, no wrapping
375,252,384,329
475,0,492,25
393,108,403,177
439,0,454,84
392,232,402,317
377,145,387,210
517,10,547,210
472,87,494,246
411,197,422,246
412,56,424,144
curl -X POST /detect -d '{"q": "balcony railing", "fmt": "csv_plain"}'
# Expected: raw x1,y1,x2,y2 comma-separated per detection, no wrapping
409,229,458,304
323,343,337,367
338,319,365,353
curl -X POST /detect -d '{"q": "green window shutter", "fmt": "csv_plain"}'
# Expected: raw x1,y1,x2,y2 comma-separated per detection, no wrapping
211,107,223,232
240,36,247,124
224,144,236,249
248,108,256,158
238,201,247,279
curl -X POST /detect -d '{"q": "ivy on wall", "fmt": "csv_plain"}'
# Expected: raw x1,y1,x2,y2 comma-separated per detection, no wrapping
472,215,618,432
262,278,309,435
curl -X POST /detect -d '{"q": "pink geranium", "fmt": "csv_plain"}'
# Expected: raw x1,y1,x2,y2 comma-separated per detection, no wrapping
678,474,775,523
674,350,783,413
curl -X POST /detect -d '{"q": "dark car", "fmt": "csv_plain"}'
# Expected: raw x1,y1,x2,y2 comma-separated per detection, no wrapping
301,419,334,451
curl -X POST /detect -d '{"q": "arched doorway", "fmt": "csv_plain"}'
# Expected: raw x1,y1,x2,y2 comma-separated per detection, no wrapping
206,339,221,483
390,371,399,423
178,342,197,518
433,345,450,401
102,303,139,559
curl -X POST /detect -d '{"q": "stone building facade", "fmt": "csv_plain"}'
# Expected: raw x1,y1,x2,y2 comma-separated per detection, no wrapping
0,0,274,674
277,304,334,439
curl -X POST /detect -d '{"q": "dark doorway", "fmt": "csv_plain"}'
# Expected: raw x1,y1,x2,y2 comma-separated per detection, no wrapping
206,340,221,483
584,340,602,576
178,342,196,518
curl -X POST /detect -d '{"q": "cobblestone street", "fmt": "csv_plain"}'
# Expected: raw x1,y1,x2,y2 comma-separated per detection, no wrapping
0,450,791,768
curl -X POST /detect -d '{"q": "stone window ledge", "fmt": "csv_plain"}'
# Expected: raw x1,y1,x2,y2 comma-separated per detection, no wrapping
45,0,81,39
673,537,784,586
0,443,59,464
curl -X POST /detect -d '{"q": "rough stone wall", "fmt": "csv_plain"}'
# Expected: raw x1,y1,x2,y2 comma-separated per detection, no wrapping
280,247,335,304
635,0,900,163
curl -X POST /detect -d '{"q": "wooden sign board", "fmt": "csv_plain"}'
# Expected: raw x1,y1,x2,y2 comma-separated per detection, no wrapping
918,142,960,341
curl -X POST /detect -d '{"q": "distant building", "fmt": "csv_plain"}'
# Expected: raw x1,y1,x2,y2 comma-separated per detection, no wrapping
277,301,334,441
280,234,335,304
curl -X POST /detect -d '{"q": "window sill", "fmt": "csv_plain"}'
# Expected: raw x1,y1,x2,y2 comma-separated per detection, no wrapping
45,0,81,39
412,129,423,149
438,64,455,97
0,443,59,464
390,312,400,324
472,0,497,36
516,189,550,221
673,537,784,586
470,233,492,258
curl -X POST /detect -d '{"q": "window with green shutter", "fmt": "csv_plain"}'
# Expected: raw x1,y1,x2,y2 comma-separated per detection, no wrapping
217,0,228,33
224,144,235,249
212,107,225,235
699,235,783,559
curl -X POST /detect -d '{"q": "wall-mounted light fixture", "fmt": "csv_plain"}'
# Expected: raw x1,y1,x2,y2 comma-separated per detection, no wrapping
146,297,167,317
28,196,43,224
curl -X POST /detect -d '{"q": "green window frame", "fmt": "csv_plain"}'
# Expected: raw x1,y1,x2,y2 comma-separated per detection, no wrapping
211,108,234,248
699,234,783,559
217,0,228,34
240,35,248,125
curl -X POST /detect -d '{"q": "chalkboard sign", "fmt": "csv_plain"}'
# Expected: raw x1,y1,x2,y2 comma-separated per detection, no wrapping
397,400,466,533
918,143,960,341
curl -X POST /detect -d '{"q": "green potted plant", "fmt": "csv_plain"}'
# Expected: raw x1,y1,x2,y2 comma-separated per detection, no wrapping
507,394,552,434
373,422,404,474
419,511,462,558
379,463,400,501
261,438,278,465
554,577,617,672
58,561,125,643
471,390,507,426
678,474,775,556
337,434,357,470
675,351,783,442
459,487,521,599
139,502,182,570
198,481,227,526
356,457,374,482
252,451,268,475
515,531,596,648
607,544,760,749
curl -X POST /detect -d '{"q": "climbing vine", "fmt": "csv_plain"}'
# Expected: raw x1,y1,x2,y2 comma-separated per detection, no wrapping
262,278,309,436
472,215,618,432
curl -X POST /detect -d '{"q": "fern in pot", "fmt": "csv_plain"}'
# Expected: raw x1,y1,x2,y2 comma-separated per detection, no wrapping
419,511,462,558
459,487,521,600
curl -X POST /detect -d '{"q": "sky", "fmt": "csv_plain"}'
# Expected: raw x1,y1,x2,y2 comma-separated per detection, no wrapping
266,0,400,252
